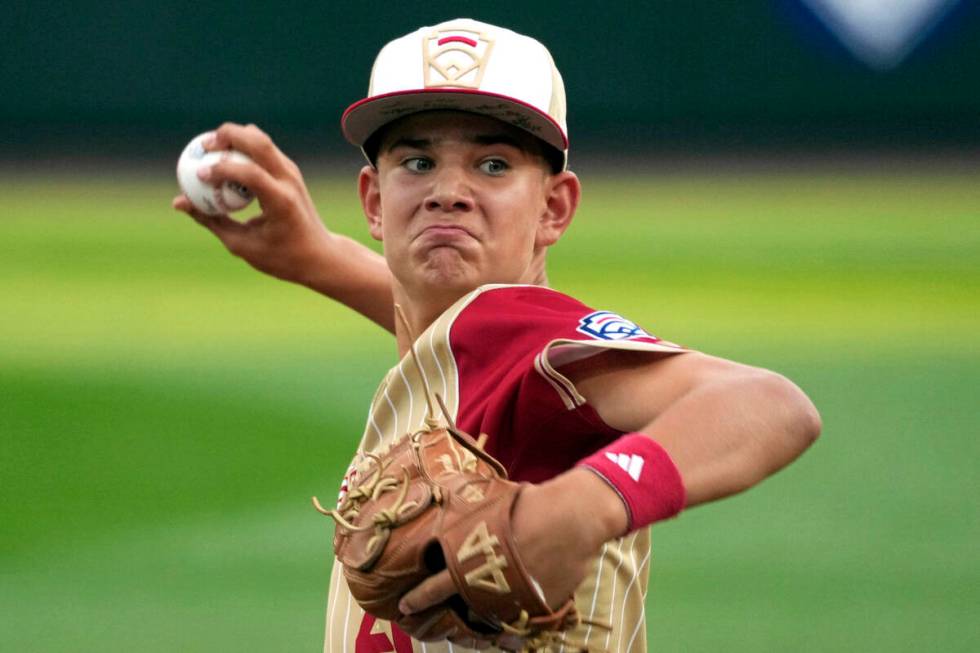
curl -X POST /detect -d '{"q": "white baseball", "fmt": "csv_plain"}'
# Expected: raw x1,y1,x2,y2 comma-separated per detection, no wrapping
176,132,255,215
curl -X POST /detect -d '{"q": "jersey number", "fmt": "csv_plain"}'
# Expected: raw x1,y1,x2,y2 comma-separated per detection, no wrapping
356,614,413,653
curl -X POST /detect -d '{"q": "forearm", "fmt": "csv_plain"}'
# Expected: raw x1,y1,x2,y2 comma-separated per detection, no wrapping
570,351,821,510
640,369,821,507
297,232,395,333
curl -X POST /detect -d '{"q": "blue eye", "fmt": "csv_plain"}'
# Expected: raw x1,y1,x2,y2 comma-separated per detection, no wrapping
403,157,433,172
479,159,509,175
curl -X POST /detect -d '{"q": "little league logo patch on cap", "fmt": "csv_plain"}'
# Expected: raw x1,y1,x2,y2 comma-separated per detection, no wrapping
576,311,657,342
423,26,495,89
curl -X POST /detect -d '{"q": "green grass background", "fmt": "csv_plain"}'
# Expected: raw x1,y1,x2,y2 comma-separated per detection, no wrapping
1,166,977,651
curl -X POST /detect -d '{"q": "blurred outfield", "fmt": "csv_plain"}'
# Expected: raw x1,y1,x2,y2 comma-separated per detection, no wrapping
1,167,977,652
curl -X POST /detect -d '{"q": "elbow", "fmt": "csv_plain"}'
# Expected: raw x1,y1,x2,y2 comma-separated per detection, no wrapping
761,370,822,457
800,394,823,447
661,362,821,506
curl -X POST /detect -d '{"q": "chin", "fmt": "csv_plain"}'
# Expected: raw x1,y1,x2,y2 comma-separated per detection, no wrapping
417,249,477,286
401,249,523,299
420,268,480,296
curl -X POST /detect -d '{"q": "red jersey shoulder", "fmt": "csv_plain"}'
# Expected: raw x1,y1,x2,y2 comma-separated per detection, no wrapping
449,285,663,359
449,285,635,481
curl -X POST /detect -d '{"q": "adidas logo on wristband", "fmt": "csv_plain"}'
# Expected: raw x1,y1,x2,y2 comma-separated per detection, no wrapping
604,452,645,482
579,433,686,531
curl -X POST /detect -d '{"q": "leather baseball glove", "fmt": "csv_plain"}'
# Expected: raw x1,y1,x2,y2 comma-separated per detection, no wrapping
314,421,580,651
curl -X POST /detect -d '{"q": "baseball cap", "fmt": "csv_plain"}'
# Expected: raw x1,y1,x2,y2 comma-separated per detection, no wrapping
342,18,568,170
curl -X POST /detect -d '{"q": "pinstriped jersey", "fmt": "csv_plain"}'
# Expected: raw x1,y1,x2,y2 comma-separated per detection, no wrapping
324,284,686,653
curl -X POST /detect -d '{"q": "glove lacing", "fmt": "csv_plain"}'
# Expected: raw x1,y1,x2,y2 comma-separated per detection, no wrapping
500,608,611,652
313,443,422,560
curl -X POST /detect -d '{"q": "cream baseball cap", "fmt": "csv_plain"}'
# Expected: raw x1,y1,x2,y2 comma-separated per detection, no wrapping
341,18,568,170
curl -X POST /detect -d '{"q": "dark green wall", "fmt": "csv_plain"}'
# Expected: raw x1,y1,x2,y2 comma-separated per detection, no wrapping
4,1,979,156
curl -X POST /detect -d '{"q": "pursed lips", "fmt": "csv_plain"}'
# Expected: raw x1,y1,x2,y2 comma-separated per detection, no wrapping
416,224,478,241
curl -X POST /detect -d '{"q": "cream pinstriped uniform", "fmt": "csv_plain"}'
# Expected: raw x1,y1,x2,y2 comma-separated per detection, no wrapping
324,285,686,653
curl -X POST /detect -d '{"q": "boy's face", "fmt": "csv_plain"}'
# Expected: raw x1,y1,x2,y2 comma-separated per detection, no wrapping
359,111,572,300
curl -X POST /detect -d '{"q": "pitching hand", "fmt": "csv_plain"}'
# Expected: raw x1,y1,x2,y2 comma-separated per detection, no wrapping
171,123,337,282
172,123,394,331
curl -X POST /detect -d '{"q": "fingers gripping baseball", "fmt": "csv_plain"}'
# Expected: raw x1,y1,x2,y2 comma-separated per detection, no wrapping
201,159,299,222
173,123,333,283
211,123,300,181
203,123,310,218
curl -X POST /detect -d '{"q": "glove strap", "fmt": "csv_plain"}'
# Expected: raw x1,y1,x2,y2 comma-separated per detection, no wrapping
576,432,686,532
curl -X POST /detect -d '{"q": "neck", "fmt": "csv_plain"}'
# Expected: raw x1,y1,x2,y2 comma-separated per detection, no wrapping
392,253,551,356
393,284,451,357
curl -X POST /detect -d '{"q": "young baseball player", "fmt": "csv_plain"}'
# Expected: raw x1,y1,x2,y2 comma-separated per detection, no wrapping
174,18,820,652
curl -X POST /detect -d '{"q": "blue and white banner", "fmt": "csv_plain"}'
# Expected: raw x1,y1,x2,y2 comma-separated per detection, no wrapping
796,0,961,69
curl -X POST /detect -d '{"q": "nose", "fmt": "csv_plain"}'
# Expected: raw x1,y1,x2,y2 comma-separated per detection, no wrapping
424,167,474,213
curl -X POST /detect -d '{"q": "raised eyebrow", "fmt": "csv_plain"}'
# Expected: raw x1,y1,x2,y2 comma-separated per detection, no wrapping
386,137,431,152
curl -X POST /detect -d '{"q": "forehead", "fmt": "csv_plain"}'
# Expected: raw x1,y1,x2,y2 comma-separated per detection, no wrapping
378,110,542,153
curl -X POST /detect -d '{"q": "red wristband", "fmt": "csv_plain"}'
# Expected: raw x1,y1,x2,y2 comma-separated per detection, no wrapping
577,433,686,532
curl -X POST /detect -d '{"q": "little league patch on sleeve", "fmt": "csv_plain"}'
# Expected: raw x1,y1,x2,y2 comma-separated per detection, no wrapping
576,311,659,342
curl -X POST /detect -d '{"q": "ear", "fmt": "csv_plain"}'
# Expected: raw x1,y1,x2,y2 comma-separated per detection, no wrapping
535,170,581,248
358,165,384,241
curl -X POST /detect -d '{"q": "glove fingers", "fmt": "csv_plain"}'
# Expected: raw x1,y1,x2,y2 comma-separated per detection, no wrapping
398,605,491,648
397,568,455,615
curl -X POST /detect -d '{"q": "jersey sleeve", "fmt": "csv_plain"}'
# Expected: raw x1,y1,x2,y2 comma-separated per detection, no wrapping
448,285,688,483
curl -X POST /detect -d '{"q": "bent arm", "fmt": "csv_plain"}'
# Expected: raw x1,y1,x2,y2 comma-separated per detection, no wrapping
566,350,822,507
398,350,820,615
400,349,821,615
